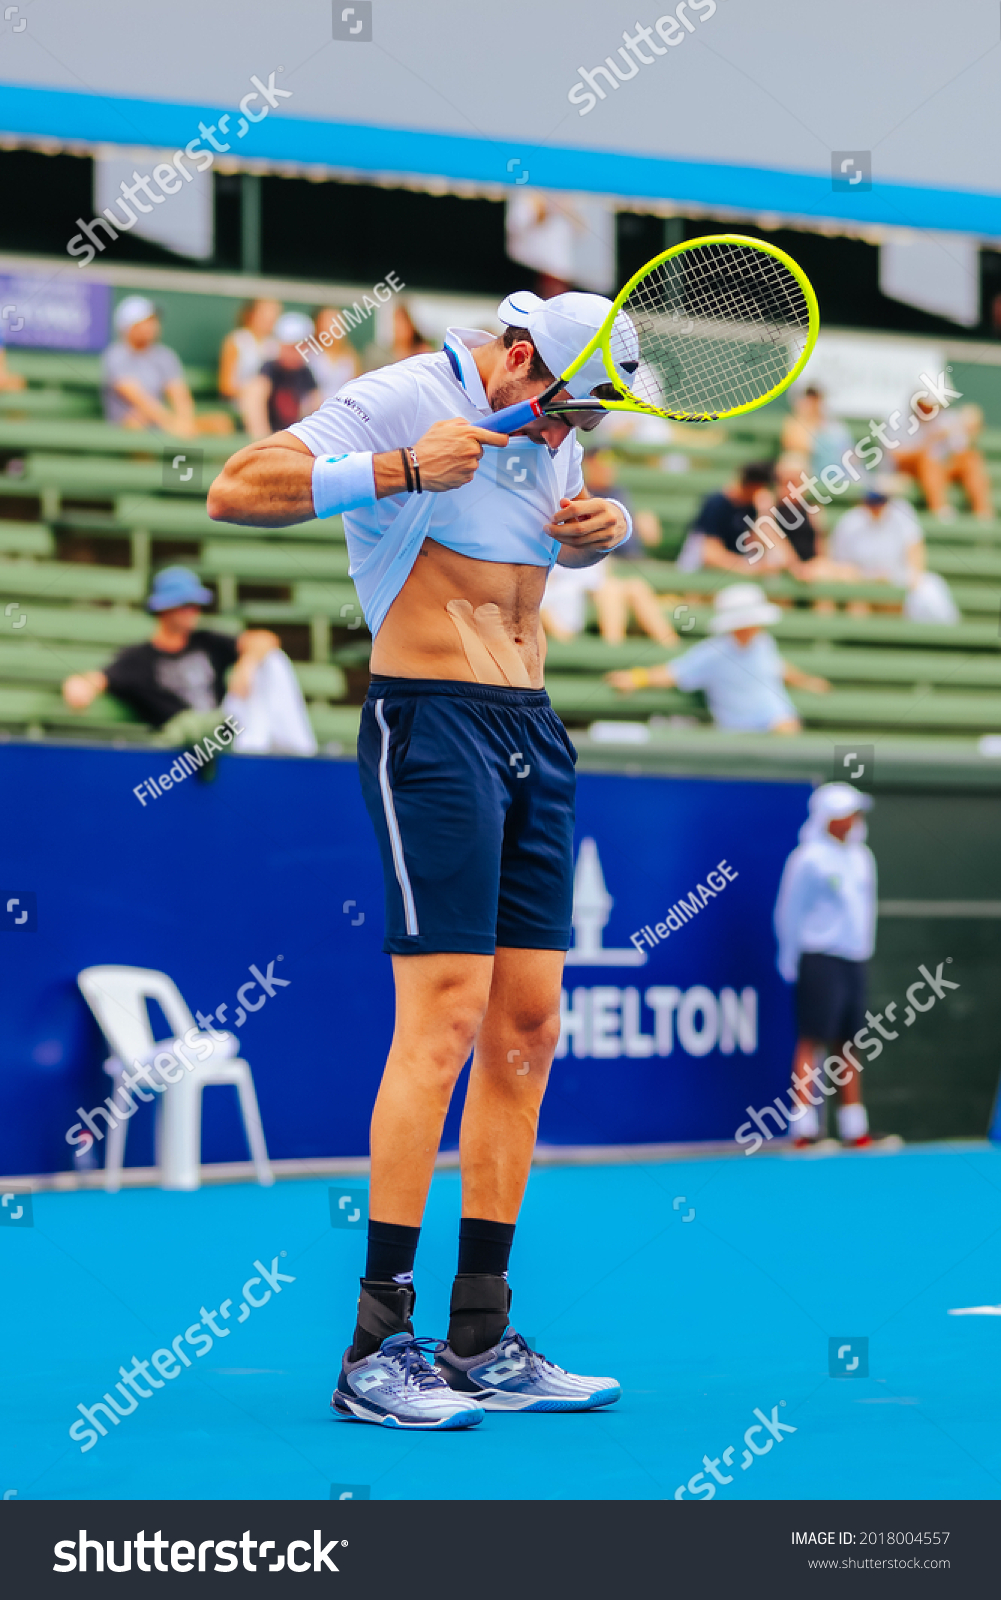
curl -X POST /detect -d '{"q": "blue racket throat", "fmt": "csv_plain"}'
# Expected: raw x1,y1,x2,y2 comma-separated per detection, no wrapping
488,396,547,434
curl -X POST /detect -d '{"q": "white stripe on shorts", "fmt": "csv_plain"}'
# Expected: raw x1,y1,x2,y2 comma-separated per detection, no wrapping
374,698,419,937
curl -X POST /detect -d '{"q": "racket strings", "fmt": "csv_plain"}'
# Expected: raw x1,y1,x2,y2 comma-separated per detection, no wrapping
613,241,811,419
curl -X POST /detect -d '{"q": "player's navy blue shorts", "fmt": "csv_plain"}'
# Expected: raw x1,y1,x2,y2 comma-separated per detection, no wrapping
357,677,577,956
796,952,868,1045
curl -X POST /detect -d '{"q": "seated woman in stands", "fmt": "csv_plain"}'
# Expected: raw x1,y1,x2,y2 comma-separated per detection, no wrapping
896,395,993,522
217,297,282,435
541,449,678,647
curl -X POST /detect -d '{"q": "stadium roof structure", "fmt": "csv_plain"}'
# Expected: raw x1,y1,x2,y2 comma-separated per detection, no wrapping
1,0,1001,245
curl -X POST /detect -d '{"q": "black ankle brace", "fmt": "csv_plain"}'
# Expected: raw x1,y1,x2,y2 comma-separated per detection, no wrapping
349,1278,416,1361
447,1272,512,1358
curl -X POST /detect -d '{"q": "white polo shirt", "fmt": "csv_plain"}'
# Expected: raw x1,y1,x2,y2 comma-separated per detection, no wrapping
829,500,921,588
288,329,584,637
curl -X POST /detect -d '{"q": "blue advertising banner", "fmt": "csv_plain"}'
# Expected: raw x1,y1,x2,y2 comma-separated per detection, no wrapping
0,273,112,351
0,745,810,1177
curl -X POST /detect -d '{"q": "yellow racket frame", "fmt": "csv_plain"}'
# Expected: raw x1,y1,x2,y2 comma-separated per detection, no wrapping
561,232,819,424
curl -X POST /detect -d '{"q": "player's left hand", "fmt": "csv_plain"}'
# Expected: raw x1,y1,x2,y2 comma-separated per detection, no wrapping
545,497,627,552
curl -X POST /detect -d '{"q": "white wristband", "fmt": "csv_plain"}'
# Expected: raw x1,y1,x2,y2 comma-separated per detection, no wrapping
311,451,376,519
604,497,633,551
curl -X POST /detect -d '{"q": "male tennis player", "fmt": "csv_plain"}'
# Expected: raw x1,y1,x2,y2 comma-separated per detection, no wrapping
208,290,632,1428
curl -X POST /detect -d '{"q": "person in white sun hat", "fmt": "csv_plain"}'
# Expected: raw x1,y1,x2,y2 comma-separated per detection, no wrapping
606,581,830,732
774,782,885,1149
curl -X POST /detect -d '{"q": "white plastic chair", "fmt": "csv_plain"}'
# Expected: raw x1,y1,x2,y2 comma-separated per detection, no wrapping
77,964,274,1193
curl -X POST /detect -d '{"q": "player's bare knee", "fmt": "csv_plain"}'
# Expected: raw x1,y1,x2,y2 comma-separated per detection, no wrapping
508,1002,561,1054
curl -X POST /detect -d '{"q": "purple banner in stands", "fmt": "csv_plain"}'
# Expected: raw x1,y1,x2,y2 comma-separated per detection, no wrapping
0,273,111,351
0,745,809,1176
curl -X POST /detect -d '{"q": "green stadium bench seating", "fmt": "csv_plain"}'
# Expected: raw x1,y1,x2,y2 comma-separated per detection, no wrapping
0,641,111,680
628,559,909,607
198,542,352,583
0,389,97,418
113,495,343,544
6,351,216,396
543,672,1001,736
0,603,156,646
0,522,55,558
0,560,144,603
0,419,244,458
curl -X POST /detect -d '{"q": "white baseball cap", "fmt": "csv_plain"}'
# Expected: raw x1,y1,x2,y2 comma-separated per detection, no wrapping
809,782,873,820
496,290,638,399
707,582,783,634
114,294,158,334
274,311,315,345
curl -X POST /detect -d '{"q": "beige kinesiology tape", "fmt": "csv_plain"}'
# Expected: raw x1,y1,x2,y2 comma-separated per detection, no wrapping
445,600,533,688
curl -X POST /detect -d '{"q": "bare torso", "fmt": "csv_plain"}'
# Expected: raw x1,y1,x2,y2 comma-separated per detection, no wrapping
370,537,549,687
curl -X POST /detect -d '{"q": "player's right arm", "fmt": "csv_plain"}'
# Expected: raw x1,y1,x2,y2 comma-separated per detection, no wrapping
207,418,508,528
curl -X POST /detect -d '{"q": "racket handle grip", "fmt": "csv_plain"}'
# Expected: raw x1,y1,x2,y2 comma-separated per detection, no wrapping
486,397,543,434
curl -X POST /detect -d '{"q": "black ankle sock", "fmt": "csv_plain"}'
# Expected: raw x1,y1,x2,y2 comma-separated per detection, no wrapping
364,1219,421,1285
457,1217,516,1279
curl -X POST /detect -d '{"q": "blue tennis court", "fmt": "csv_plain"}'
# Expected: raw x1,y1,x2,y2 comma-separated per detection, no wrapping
5,1142,1000,1503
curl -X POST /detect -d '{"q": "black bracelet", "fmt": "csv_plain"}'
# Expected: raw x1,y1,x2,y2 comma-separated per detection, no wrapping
399,446,414,493
408,446,422,494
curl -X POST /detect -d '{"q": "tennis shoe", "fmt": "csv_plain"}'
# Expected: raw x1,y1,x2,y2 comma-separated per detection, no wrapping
436,1328,621,1412
332,1333,485,1429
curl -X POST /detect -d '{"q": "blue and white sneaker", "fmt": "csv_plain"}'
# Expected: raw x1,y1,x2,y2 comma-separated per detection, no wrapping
332,1333,485,1430
435,1328,621,1412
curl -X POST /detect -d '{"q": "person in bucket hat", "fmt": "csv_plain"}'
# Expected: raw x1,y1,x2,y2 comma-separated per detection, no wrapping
62,566,315,754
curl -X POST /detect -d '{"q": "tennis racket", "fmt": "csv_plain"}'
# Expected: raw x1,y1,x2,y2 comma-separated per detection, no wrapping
489,233,818,432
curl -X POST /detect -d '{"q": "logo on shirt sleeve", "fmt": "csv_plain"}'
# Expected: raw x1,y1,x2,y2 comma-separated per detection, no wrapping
333,394,371,423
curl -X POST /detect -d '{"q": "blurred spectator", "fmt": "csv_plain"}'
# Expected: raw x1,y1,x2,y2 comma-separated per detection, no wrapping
773,782,879,1149
217,298,280,433
770,454,859,589
306,307,360,402
61,566,316,754
896,396,993,520
242,312,321,439
540,563,605,643
102,296,233,436
676,462,775,572
605,582,829,733
391,304,433,362
829,477,959,623
0,320,25,392
542,449,678,647
505,190,615,299
781,386,856,482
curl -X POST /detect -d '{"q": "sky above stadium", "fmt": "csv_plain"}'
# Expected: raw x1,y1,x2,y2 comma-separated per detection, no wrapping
1,0,999,233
